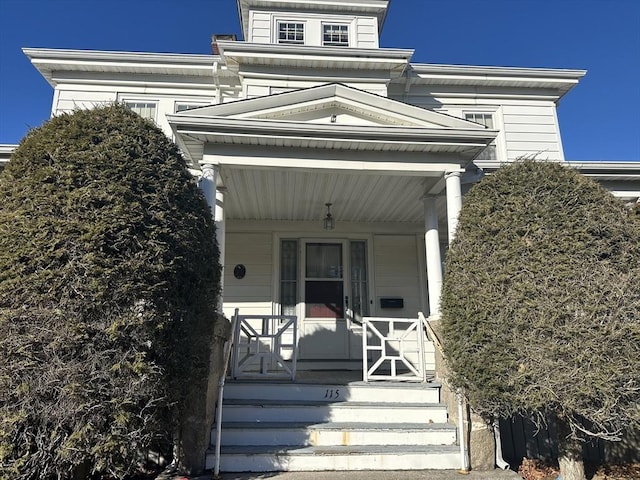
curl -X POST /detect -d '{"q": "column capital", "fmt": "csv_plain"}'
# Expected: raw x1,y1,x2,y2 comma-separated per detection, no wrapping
444,169,463,179
420,193,440,202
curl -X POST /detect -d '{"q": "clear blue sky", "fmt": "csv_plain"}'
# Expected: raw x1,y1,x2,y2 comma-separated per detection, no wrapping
1,0,639,160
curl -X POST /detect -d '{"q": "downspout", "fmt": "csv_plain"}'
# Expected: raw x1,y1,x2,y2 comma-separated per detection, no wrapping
213,60,222,104
457,390,470,473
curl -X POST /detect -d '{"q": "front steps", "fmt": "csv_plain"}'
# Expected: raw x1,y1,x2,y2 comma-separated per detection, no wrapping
207,377,460,472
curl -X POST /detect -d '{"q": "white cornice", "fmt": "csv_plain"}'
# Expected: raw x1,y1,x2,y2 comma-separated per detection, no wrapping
218,41,412,74
409,63,586,98
0,144,17,165
23,48,222,87
168,115,497,142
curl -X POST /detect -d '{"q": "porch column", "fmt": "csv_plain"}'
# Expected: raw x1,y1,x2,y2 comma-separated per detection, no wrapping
423,195,443,317
200,163,226,311
445,170,463,244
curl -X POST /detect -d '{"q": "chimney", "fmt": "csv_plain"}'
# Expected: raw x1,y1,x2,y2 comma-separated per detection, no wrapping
211,34,237,55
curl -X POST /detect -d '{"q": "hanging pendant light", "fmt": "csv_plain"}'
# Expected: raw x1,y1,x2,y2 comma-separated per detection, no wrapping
323,202,335,230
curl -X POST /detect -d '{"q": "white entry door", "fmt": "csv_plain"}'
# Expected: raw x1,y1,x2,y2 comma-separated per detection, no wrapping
296,240,370,361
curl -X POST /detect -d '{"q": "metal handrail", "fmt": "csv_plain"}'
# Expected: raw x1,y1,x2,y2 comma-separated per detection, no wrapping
213,308,238,480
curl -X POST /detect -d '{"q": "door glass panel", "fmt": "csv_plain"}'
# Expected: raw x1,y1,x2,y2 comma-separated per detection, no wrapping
350,240,369,321
280,240,298,315
305,281,344,318
305,243,342,278
305,243,344,318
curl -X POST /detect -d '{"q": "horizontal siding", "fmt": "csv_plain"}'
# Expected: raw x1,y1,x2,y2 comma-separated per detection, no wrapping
55,90,117,114
355,17,378,48
505,132,559,143
223,232,273,315
502,104,562,160
373,234,422,318
249,11,271,43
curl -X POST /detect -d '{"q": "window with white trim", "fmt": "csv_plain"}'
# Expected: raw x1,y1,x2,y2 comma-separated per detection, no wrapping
175,102,208,113
465,112,494,129
465,112,497,160
125,101,157,121
277,22,305,44
323,24,349,46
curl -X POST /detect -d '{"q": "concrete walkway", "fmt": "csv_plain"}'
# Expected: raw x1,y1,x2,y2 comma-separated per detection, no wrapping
166,469,522,480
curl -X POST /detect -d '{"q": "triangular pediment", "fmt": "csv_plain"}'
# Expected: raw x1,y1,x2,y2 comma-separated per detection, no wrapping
174,83,486,129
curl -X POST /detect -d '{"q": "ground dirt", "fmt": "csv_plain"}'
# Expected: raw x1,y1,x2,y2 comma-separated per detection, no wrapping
518,458,640,480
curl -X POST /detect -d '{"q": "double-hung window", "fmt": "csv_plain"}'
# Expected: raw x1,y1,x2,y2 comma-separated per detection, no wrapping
323,24,349,47
278,22,304,44
125,101,157,121
464,112,494,129
465,112,497,160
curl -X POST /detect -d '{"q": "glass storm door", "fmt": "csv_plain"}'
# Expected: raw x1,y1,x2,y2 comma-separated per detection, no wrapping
295,240,370,361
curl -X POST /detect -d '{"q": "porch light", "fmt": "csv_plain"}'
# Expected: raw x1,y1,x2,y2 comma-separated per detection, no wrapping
323,203,335,230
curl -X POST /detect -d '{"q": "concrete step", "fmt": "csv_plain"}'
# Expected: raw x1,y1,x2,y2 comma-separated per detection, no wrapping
223,381,441,404
205,444,461,472
214,421,457,447
221,399,448,424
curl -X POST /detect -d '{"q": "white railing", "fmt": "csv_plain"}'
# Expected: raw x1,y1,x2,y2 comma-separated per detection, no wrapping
362,316,426,382
231,314,297,380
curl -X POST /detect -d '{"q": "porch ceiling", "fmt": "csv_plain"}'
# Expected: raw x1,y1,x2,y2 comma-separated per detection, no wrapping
220,167,439,223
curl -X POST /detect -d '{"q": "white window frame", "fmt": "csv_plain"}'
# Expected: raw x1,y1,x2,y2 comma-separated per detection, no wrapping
276,20,306,45
123,100,158,122
463,108,506,161
322,23,350,47
174,101,210,113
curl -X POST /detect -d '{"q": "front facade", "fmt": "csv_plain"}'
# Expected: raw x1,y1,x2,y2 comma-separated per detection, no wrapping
3,0,640,472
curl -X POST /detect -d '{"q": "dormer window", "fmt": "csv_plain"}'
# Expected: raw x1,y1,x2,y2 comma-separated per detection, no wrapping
278,22,305,44
323,24,349,47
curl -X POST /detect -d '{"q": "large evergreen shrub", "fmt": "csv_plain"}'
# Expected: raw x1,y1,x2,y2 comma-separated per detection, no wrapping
0,105,221,479
441,160,640,480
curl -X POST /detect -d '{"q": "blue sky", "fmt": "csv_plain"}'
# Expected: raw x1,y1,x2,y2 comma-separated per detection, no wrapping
1,0,639,160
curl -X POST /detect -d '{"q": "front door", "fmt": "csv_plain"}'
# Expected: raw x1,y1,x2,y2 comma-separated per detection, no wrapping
295,240,370,362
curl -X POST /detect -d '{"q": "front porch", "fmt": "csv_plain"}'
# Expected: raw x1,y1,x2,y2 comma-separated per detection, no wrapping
166,83,496,472
206,311,461,473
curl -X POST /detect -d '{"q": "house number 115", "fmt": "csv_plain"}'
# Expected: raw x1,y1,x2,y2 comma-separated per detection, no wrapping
324,388,340,399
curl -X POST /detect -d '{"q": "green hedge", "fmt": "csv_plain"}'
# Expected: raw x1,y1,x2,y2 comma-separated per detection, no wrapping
441,160,640,441
0,105,221,479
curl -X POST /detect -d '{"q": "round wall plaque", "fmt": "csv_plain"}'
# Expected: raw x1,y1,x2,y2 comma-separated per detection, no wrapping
233,264,246,279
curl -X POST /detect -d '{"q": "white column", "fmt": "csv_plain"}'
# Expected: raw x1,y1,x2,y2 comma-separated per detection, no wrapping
200,164,225,311
215,188,226,298
445,170,463,244
423,195,443,318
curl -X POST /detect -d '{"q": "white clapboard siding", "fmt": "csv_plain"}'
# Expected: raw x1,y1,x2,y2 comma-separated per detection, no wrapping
223,232,274,316
373,234,422,317
55,90,118,115
355,17,379,48
249,11,272,43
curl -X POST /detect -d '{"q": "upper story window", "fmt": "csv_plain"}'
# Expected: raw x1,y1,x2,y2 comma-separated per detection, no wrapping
125,101,157,121
323,24,349,46
465,112,494,129
465,112,497,160
278,22,305,44
175,102,209,113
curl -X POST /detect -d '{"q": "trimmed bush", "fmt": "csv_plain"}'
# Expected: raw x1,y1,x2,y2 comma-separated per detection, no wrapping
0,105,222,479
441,160,640,479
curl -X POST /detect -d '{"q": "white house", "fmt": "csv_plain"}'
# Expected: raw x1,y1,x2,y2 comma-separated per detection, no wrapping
2,0,639,473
